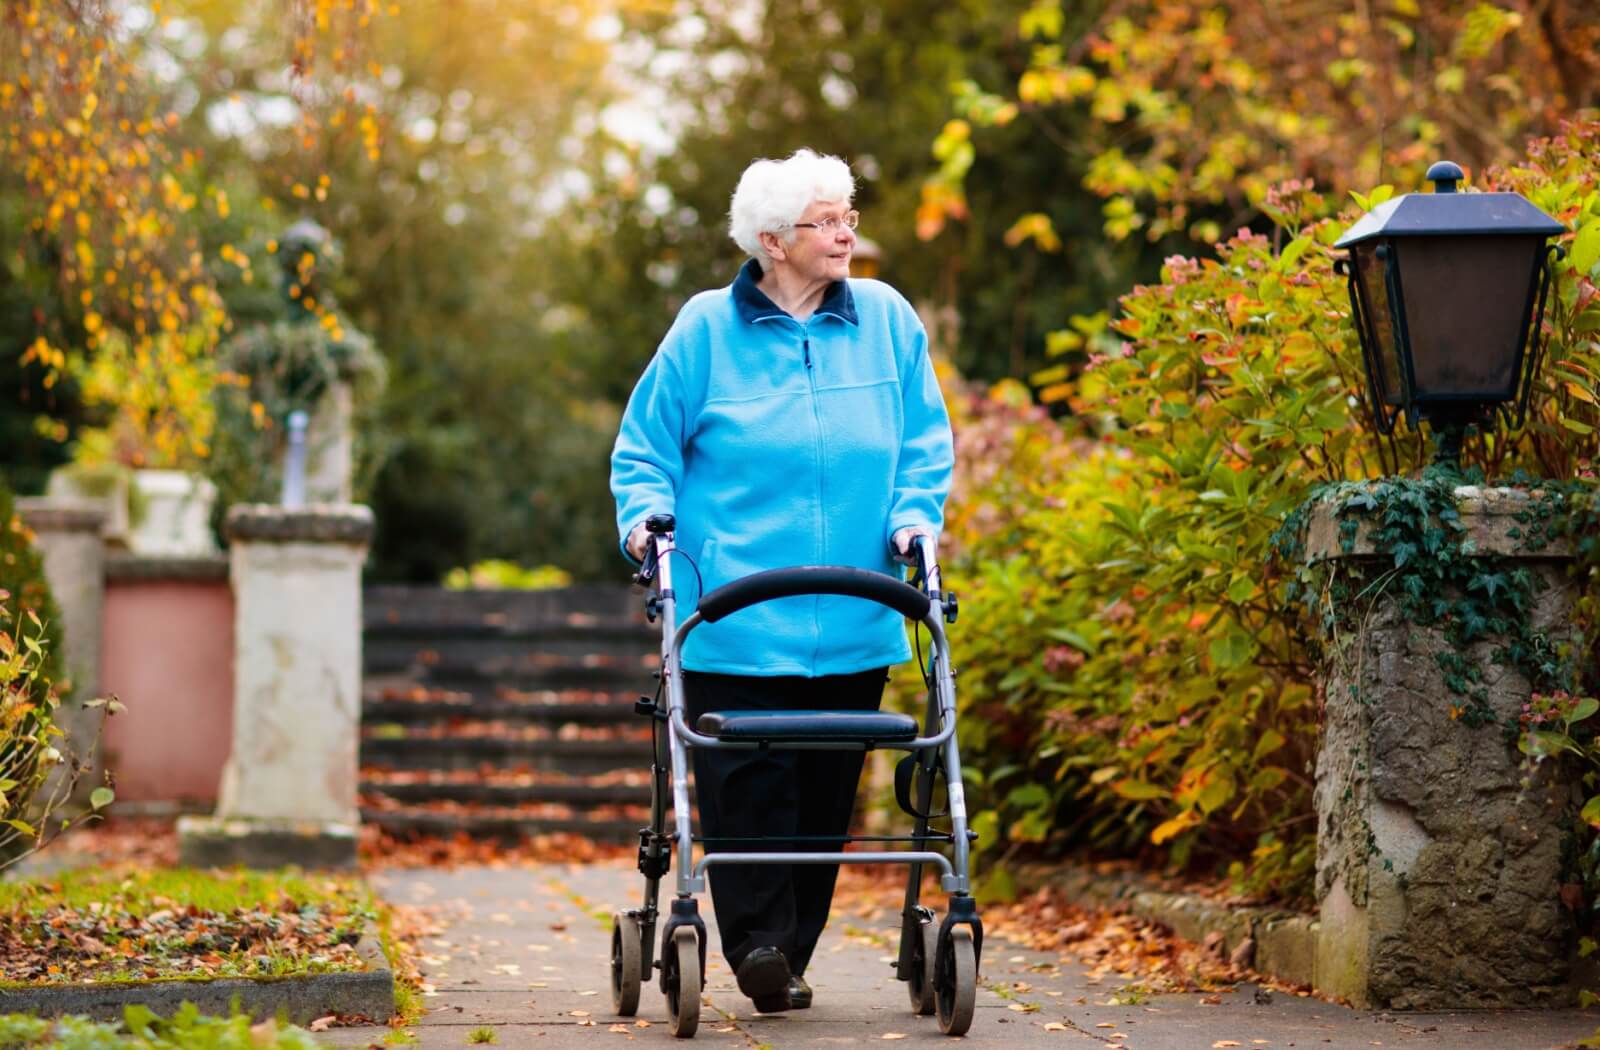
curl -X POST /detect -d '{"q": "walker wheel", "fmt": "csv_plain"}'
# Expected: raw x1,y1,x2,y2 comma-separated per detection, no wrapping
610,912,642,1016
906,912,937,1015
935,926,976,1036
665,926,701,1038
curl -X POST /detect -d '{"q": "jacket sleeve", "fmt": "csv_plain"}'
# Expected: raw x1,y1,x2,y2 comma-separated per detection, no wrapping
610,344,691,563
886,321,955,544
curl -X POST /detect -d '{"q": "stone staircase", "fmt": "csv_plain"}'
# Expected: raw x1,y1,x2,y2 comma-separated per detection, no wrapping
359,584,665,842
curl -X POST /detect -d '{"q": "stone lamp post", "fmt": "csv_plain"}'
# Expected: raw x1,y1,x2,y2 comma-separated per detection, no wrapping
1332,159,1565,464
1308,162,1573,1008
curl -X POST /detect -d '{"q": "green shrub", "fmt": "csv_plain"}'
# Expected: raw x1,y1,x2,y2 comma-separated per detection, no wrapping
0,477,63,703
0,1004,323,1050
940,119,1600,904
0,475,116,870
443,560,572,591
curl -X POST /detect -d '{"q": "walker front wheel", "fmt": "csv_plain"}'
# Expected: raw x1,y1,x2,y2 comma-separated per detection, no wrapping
935,926,976,1037
906,912,937,1015
610,912,642,1016
666,926,701,1038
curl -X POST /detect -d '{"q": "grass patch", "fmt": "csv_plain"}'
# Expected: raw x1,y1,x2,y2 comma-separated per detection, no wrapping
0,863,377,987
468,1026,497,1043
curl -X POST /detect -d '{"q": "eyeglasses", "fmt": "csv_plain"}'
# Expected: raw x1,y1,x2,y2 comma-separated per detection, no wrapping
789,210,859,234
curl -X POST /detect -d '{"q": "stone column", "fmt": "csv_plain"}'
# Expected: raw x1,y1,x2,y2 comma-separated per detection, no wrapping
15,498,108,704
1306,487,1579,1009
16,499,109,800
178,504,373,869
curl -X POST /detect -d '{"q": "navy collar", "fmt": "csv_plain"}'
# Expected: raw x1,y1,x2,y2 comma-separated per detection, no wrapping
731,258,858,326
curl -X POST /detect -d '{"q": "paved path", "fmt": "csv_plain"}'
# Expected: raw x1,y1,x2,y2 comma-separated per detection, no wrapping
323,862,1597,1049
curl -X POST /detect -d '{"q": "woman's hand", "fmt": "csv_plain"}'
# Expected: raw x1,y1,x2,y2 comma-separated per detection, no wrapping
626,522,651,562
891,526,936,566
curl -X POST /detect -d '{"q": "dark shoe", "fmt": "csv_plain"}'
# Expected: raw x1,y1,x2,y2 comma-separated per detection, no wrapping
787,975,812,1009
736,946,792,1012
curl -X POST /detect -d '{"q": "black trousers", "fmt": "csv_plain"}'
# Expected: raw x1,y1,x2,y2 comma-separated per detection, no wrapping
683,666,889,976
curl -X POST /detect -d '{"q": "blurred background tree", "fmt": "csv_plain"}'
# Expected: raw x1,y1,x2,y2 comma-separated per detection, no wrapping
4,0,1595,581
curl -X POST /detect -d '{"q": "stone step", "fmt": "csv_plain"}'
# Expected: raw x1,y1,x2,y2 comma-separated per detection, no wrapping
359,734,651,774
358,806,653,843
363,619,653,643
404,657,653,693
359,776,680,807
364,584,648,633
364,696,648,724
364,633,656,676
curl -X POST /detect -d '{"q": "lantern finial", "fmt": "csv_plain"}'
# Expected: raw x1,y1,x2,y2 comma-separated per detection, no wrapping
1425,160,1465,194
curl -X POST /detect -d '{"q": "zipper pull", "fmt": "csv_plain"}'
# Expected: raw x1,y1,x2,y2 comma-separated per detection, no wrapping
803,337,812,369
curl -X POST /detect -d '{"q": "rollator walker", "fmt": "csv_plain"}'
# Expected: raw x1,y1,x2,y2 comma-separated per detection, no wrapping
607,513,982,1038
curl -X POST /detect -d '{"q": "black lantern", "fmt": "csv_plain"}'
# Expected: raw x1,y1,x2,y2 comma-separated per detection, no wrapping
1334,160,1565,462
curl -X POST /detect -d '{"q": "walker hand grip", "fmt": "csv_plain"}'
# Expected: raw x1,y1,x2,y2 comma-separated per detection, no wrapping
697,567,932,624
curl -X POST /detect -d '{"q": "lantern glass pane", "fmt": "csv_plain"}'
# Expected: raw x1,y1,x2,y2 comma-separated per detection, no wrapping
1395,235,1543,400
1353,245,1403,405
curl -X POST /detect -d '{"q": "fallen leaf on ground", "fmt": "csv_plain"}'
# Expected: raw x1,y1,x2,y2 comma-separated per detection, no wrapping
1042,1022,1069,1032
881,1035,907,1041
308,1017,336,1032
1213,1042,1241,1048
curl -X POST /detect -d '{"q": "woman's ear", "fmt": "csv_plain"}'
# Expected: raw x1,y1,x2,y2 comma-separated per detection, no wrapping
759,230,788,264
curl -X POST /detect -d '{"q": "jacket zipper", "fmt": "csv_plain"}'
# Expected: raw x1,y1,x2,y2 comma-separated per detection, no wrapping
802,322,826,668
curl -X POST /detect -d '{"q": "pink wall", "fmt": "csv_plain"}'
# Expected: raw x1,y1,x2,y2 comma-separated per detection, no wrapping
101,576,234,805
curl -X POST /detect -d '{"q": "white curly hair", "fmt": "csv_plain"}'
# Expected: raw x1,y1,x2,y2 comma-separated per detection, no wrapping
728,149,855,270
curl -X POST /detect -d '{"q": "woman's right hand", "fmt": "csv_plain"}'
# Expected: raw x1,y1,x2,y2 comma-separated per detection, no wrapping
626,522,651,562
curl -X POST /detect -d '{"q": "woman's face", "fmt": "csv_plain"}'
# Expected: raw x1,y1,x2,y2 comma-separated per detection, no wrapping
778,199,855,283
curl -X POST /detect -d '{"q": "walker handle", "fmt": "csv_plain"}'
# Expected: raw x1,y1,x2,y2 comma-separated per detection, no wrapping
697,566,932,624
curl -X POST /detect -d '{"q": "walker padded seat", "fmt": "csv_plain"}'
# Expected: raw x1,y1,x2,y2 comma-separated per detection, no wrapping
696,709,919,744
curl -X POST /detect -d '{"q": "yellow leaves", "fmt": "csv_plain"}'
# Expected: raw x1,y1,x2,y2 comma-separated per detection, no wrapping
1019,0,1064,41
1004,213,1063,253
1452,3,1522,62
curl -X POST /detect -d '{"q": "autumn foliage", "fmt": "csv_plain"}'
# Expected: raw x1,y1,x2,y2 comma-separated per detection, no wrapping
922,0,1599,247
0,0,384,469
936,120,1600,902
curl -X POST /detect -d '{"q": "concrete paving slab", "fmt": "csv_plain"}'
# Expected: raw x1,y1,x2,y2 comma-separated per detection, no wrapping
319,861,1597,1049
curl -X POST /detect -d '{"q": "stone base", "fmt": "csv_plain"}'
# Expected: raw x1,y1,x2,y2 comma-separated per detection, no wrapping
177,816,358,869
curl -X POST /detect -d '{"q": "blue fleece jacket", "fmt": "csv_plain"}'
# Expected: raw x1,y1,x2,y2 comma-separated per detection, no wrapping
610,259,954,677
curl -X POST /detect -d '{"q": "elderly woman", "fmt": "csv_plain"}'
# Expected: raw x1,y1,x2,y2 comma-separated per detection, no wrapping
610,149,954,1014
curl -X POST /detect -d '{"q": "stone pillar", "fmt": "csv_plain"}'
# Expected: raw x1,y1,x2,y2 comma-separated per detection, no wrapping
1306,487,1579,1009
15,499,108,703
178,504,373,869
16,499,109,801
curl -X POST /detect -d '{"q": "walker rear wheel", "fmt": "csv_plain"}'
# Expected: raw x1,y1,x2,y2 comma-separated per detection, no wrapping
906,912,937,1015
665,926,701,1038
935,926,976,1036
610,912,642,1016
